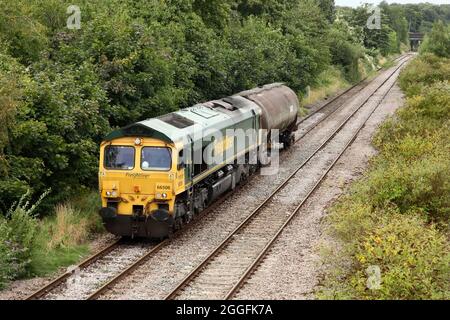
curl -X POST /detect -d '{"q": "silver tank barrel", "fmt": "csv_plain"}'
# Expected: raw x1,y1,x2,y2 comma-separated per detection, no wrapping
236,83,299,132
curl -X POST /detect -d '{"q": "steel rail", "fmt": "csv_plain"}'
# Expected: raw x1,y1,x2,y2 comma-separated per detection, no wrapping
86,183,241,300
87,239,169,300
297,77,368,126
294,54,410,142
296,53,407,127
164,56,410,300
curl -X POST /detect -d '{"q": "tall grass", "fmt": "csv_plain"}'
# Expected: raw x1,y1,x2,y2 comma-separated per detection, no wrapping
0,190,104,286
0,189,49,287
304,66,350,106
28,191,103,276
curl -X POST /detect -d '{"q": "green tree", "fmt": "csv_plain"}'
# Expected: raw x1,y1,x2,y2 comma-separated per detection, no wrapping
420,21,450,58
0,1,48,64
318,0,336,23
349,5,398,56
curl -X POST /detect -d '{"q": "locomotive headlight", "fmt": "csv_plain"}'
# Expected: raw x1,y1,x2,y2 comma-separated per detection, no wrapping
106,191,118,198
135,138,142,146
156,193,168,200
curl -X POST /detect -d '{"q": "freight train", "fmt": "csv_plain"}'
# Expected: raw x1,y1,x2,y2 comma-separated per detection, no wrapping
99,83,299,238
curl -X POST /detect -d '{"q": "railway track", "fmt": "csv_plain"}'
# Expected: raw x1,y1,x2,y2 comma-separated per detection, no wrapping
26,54,410,300
25,238,122,300
85,188,238,300
26,188,236,300
296,54,407,140
163,55,410,300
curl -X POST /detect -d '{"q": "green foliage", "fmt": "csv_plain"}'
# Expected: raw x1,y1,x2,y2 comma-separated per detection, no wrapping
400,3,450,33
318,0,335,23
346,5,400,56
0,0,338,215
327,20,365,82
0,1,48,64
420,21,450,58
399,54,450,96
319,55,450,299
0,190,49,288
0,189,100,287
380,2,409,51
321,204,449,299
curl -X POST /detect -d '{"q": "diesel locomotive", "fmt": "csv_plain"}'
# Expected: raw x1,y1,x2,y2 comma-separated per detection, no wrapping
99,83,299,238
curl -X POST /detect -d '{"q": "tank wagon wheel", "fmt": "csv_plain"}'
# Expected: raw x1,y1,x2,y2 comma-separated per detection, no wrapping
240,172,248,185
286,134,295,148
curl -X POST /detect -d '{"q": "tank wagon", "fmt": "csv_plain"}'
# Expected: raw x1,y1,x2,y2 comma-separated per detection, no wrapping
99,83,299,238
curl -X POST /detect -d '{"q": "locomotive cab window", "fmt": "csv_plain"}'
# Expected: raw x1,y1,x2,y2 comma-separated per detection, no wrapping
104,146,135,170
141,147,172,171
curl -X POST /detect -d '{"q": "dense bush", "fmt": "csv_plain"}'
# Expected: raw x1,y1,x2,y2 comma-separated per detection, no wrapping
0,0,339,215
399,53,450,96
319,54,450,299
0,191,45,288
321,201,449,299
327,20,365,82
420,21,450,58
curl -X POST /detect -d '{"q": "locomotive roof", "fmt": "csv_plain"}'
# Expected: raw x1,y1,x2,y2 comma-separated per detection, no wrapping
104,96,259,146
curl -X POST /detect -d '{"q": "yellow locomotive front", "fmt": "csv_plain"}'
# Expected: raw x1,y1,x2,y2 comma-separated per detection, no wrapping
99,136,183,238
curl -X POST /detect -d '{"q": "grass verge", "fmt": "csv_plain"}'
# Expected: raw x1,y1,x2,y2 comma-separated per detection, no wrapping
317,53,450,300
303,53,401,108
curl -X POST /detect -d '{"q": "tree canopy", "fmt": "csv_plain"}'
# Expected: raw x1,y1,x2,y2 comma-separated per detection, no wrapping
0,0,447,214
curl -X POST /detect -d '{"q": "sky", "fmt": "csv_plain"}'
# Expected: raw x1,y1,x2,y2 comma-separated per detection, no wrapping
336,0,450,7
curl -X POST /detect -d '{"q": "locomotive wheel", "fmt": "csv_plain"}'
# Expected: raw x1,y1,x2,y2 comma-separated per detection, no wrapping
183,212,193,224
167,226,174,240
174,217,183,231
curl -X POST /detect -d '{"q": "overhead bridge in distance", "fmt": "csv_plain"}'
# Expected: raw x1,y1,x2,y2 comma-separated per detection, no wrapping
409,32,424,51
